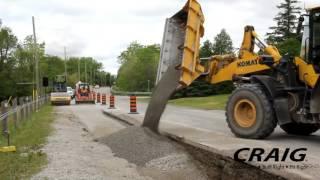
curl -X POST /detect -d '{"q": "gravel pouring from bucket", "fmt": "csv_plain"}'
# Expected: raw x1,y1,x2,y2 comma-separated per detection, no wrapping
142,0,205,132
142,65,181,132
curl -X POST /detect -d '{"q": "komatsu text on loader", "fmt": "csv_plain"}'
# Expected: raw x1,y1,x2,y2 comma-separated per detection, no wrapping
157,0,320,139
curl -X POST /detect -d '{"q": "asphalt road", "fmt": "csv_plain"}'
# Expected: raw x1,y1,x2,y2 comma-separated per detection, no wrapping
96,87,320,155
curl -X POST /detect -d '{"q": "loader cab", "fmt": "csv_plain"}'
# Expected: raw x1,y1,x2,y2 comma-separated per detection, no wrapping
301,7,320,64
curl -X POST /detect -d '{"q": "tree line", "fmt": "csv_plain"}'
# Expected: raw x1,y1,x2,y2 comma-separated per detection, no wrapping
0,23,113,101
115,42,160,92
115,29,235,96
115,0,303,97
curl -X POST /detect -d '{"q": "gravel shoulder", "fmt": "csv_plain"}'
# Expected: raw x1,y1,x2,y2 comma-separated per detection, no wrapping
32,106,149,180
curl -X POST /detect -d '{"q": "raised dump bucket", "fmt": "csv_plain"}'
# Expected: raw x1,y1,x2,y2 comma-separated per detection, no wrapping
156,0,205,87
143,0,206,132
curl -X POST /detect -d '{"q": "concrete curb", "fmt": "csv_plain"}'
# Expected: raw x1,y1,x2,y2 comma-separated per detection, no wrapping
102,110,140,126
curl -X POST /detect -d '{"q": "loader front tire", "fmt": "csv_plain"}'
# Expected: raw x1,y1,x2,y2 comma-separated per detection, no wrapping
280,123,319,135
226,85,277,139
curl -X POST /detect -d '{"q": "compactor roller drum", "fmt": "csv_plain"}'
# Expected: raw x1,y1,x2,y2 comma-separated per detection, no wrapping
226,85,277,139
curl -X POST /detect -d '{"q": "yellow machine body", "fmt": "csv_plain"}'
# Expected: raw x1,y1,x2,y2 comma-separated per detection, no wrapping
0,146,16,153
176,0,320,90
160,0,320,139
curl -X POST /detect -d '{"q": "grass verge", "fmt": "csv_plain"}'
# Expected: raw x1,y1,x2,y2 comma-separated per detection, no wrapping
168,94,229,110
0,105,54,179
138,94,229,110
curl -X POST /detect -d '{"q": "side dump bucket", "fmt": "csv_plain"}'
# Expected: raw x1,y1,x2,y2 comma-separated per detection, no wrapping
156,0,205,87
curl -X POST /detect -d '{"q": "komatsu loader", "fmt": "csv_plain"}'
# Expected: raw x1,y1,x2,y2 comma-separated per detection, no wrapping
157,0,320,139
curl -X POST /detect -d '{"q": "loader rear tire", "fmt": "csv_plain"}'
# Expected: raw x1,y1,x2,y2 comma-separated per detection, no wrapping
226,84,277,139
280,123,319,135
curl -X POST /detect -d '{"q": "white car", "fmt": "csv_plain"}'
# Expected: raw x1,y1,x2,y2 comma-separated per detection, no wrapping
67,86,74,98
95,85,100,89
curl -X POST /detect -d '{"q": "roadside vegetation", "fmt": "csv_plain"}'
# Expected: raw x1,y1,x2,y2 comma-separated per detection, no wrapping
168,94,229,110
0,105,54,179
116,43,160,92
0,24,114,101
139,94,229,110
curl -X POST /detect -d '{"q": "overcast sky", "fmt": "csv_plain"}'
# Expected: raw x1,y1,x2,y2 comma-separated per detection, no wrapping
1,0,319,74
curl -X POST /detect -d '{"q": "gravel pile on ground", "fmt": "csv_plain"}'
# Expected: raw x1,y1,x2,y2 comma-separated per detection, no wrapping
98,126,184,166
146,153,195,171
32,107,149,180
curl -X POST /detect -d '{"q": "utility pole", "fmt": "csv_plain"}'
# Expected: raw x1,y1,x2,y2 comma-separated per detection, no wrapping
147,80,150,92
64,47,67,82
78,59,80,81
32,16,39,102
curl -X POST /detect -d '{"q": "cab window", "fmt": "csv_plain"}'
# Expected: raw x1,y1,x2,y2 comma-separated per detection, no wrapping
313,12,320,60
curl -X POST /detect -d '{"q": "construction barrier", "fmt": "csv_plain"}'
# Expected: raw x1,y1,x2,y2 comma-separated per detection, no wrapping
97,93,101,103
129,96,138,114
101,94,106,105
109,95,115,109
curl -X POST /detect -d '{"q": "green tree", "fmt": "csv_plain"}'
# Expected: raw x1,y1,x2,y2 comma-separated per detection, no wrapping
199,40,213,58
116,42,160,91
0,26,18,100
0,23,111,100
66,57,103,86
266,0,301,43
0,27,17,66
278,38,301,56
212,29,233,55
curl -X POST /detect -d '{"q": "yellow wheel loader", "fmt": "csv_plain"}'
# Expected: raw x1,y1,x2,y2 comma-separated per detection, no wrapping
158,0,320,139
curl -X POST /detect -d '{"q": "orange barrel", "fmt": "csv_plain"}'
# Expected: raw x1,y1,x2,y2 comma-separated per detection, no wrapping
97,93,101,103
102,94,106,105
109,95,115,109
129,96,138,114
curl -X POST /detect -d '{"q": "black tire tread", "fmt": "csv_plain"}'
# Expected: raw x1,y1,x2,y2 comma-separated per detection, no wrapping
226,84,277,139
280,123,319,135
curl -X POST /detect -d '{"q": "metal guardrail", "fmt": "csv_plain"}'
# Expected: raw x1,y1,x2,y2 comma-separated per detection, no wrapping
0,96,50,138
110,87,152,96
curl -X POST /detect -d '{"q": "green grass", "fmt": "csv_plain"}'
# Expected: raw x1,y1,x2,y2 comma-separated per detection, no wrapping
169,94,229,110
0,105,54,180
138,94,230,110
